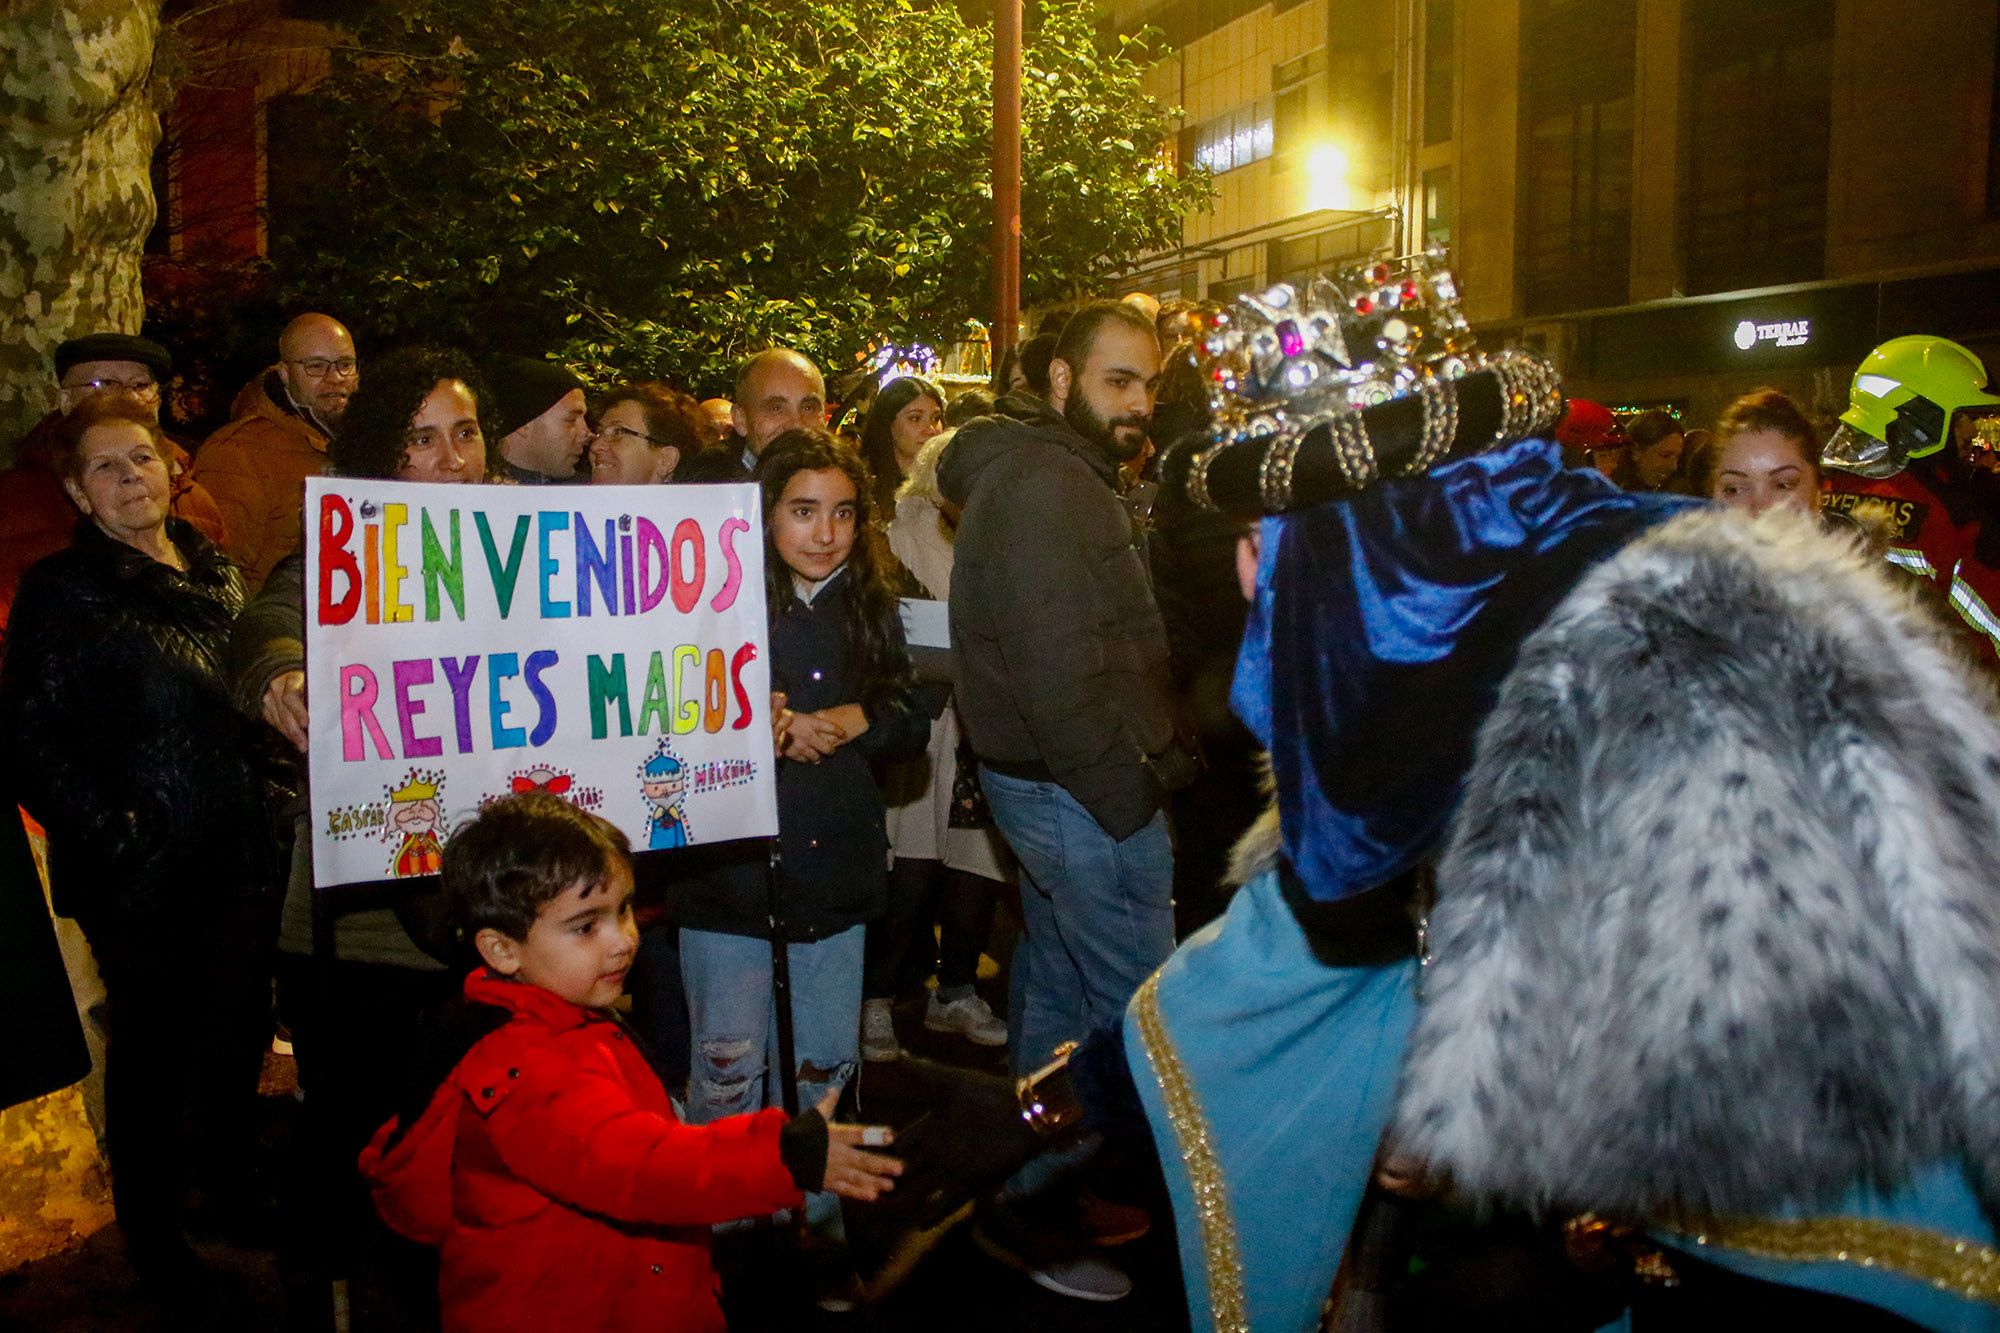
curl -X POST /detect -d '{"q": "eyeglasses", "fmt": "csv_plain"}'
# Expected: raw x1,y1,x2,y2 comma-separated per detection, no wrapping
597,423,669,448
290,357,359,379
64,376,159,400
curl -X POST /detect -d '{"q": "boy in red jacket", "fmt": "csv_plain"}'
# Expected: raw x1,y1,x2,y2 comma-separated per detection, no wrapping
359,793,901,1331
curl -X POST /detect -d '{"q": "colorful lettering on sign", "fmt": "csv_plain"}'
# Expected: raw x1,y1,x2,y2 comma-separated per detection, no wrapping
339,664,394,761
584,645,757,739
421,509,466,621
475,512,531,617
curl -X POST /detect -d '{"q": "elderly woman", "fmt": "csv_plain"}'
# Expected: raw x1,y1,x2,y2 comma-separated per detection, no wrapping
861,429,1016,1061
587,381,706,484
0,395,280,1294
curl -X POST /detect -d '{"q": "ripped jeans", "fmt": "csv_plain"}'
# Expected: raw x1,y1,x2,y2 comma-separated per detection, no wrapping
680,924,865,1233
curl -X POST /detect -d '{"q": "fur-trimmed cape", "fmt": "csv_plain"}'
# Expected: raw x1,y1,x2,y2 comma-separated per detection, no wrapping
1392,507,2000,1221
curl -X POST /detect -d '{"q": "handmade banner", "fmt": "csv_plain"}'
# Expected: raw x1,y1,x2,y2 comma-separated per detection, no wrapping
304,478,777,888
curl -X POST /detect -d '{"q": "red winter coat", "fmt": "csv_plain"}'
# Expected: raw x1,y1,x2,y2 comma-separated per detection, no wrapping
359,969,802,1332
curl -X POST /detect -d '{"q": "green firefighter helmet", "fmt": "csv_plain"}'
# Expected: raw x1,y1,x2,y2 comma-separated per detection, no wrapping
1823,335,2000,477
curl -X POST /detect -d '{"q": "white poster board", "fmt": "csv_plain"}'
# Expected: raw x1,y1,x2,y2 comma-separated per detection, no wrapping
304,477,777,888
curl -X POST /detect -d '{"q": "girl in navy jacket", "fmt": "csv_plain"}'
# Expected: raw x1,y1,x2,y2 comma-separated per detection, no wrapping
673,429,926,1174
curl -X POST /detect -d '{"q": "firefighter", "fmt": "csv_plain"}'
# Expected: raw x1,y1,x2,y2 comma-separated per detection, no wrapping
1822,334,2000,665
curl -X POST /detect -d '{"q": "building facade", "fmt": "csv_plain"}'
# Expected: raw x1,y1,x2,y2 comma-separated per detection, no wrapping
1115,0,2000,430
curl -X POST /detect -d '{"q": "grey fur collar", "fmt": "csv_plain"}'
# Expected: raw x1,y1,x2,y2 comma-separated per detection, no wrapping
1226,805,1282,888
1392,507,2000,1221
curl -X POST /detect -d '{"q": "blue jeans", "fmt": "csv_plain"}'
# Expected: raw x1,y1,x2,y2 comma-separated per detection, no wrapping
980,767,1175,1075
680,923,864,1120
680,924,864,1232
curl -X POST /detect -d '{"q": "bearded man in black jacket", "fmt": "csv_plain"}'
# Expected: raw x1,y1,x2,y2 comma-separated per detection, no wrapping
939,301,1198,1077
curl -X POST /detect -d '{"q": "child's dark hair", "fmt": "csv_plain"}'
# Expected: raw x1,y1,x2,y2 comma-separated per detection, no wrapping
443,793,631,941
755,427,910,709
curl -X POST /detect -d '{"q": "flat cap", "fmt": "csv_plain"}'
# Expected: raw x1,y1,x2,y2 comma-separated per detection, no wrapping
55,332,172,379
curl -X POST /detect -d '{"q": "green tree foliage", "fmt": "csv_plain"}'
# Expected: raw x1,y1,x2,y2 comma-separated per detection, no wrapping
274,0,1208,389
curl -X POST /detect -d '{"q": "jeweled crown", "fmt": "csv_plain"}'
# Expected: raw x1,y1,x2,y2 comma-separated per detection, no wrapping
1199,247,1480,447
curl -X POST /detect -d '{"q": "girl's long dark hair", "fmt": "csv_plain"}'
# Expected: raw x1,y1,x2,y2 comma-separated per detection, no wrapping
858,376,943,515
755,428,910,708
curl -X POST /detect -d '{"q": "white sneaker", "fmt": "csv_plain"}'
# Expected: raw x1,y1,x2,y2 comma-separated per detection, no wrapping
972,1219,1132,1302
860,997,901,1062
924,992,1009,1047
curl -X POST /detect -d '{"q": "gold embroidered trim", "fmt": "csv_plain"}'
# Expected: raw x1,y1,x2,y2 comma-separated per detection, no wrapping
1680,1215,2000,1304
1133,968,1248,1333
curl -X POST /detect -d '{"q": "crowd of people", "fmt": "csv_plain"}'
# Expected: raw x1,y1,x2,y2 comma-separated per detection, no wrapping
3,284,2000,1332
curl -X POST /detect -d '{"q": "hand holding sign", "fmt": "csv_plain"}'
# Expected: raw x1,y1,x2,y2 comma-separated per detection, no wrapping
264,670,310,753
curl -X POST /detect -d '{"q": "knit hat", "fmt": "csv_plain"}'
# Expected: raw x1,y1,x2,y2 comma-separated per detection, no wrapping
54,333,172,380
489,356,584,436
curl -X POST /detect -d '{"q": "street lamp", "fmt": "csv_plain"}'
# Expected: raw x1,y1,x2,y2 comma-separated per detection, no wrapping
1305,143,1351,212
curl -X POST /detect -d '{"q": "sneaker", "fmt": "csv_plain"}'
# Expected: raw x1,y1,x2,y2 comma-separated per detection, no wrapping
813,1265,867,1313
860,997,901,1062
972,1219,1132,1302
1077,1186,1151,1246
924,992,1008,1047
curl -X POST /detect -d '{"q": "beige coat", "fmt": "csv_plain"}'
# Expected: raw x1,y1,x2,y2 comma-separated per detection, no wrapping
882,491,1012,882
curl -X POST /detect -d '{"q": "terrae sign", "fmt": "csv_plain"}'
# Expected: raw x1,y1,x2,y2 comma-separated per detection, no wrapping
303,477,778,888
1733,318,1811,351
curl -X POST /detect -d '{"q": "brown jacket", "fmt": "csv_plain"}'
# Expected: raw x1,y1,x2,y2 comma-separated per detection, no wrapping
190,369,330,592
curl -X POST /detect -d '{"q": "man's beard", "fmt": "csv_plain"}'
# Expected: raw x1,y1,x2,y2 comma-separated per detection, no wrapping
1063,392,1150,464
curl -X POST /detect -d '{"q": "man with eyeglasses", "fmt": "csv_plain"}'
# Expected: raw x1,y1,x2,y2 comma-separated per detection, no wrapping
191,313,361,592
0,333,225,627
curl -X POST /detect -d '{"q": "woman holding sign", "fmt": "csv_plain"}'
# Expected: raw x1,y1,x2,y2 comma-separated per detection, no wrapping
669,429,927,1284
0,396,281,1297
226,344,495,1303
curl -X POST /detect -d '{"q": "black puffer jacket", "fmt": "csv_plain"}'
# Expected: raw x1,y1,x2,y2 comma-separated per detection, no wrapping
0,519,279,926
666,567,928,941
939,395,1198,840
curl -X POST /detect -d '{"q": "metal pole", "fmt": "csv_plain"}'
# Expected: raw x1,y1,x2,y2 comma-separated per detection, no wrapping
766,840,800,1117
993,0,1023,360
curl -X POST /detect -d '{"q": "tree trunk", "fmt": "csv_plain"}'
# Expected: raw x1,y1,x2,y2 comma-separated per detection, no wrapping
0,0,163,464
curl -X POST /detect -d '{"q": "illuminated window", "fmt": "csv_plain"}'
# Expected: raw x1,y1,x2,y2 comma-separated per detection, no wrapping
1192,98,1275,174
1423,166,1453,247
